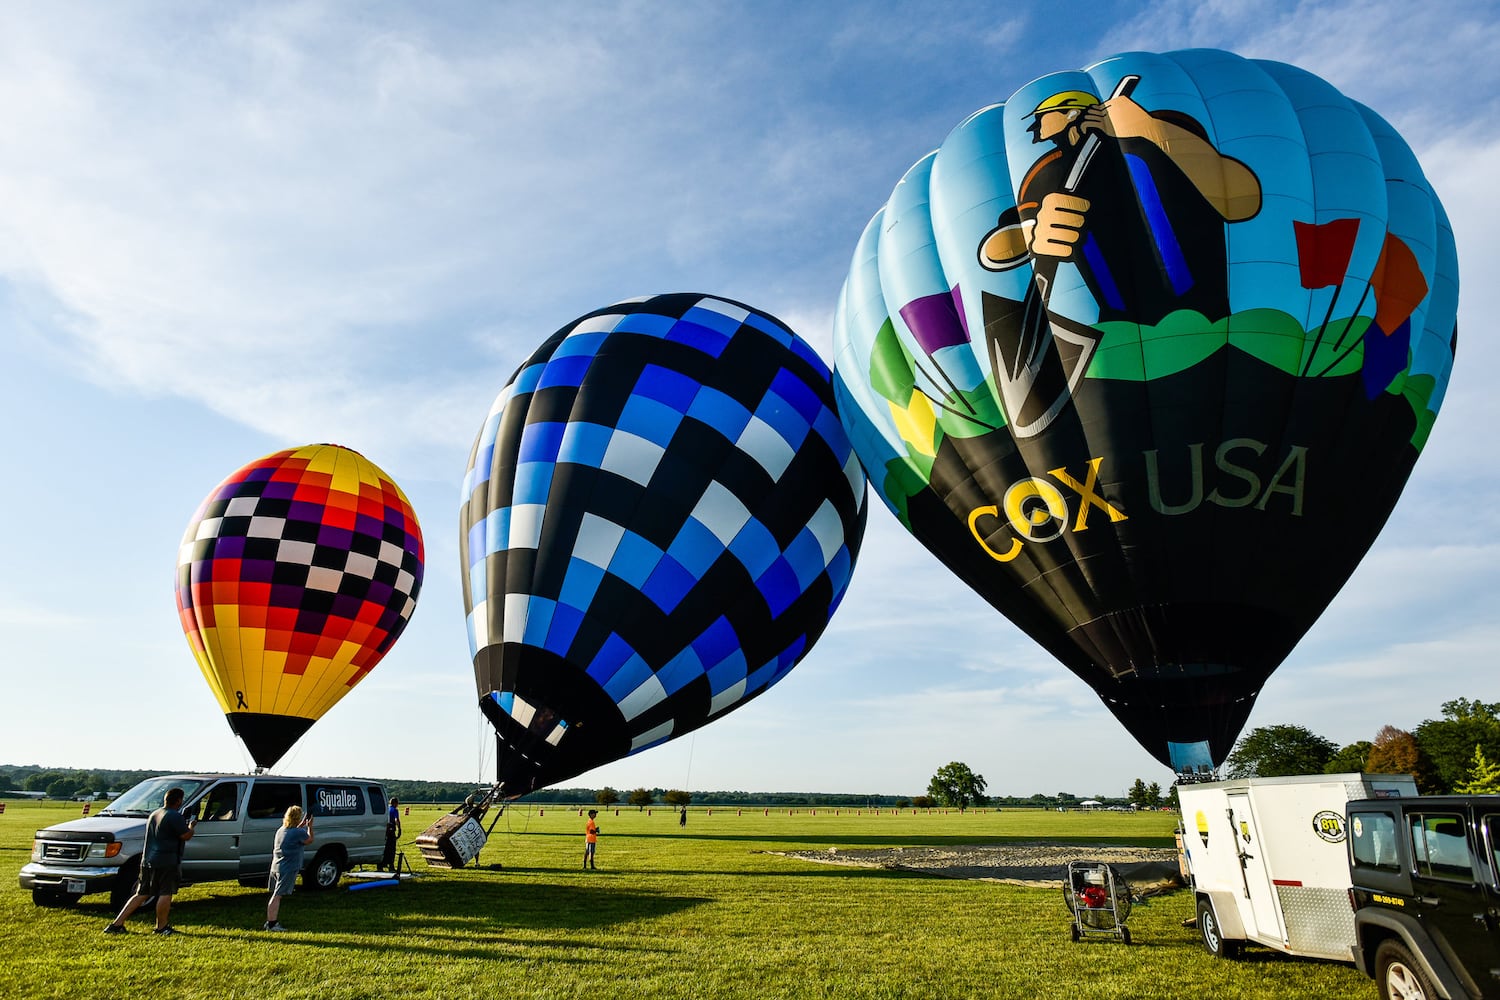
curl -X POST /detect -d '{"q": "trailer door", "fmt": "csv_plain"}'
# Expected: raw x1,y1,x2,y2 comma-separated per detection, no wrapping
1227,792,1286,944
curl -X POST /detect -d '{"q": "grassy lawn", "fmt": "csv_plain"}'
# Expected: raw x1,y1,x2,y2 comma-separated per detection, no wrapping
0,799,1377,999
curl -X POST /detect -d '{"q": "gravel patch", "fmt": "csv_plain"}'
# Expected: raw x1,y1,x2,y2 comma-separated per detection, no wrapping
767,842,1184,891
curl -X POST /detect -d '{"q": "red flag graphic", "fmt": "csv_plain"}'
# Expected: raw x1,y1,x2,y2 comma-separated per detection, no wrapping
1294,218,1360,289
1370,233,1429,335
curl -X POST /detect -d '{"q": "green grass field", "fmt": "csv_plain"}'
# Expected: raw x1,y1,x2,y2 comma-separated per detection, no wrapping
0,799,1377,999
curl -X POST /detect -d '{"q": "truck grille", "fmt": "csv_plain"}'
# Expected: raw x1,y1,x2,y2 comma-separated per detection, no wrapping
41,843,87,861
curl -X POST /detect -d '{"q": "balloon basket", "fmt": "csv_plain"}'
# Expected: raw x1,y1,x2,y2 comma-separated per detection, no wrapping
415,812,489,869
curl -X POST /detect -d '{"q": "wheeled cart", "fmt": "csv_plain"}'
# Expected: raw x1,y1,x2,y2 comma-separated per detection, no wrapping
1062,860,1133,944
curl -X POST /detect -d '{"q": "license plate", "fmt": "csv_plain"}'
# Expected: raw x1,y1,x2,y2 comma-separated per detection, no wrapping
65,879,86,894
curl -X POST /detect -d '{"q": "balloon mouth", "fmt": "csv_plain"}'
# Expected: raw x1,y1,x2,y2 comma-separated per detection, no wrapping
225,712,316,771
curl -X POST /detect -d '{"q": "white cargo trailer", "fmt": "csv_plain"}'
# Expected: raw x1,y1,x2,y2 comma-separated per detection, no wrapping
1178,772,1417,960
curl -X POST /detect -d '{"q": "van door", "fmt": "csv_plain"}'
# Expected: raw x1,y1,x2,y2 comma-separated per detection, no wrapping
239,781,305,880
1227,792,1285,944
182,780,247,882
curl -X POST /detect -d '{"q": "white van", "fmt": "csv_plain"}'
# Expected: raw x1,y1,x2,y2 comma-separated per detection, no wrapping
20,773,391,908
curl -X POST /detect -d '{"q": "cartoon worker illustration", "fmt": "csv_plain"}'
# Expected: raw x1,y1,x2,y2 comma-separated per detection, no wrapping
980,76,1262,325
975,76,1263,438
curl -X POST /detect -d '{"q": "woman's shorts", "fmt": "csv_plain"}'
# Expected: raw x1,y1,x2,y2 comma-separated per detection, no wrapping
268,868,298,897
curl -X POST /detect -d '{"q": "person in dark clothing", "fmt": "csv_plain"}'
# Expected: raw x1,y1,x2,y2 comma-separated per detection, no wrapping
104,787,196,935
380,796,402,871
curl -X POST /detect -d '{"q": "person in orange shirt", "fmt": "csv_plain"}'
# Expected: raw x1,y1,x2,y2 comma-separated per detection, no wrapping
583,809,599,870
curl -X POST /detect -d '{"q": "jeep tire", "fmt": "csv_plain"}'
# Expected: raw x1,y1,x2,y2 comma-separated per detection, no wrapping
1376,939,1435,1000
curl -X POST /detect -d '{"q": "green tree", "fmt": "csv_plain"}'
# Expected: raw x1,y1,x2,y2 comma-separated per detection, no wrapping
912,795,935,808
1455,746,1500,794
1324,741,1372,774
1366,725,1442,793
627,788,654,810
1224,724,1338,778
595,786,619,807
1127,778,1152,809
1414,698,1500,793
926,762,988,811
663,789,692,807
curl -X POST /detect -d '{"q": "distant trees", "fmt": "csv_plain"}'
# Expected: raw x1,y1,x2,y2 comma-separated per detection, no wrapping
927,762,988,811
1414,699,1500,792
1225,724,1338,778
628,788,654,810
1324,741,1371,774
663,790,692,807
1127,779,1161,809
1367,725,1442,793
1455,747,1500,794
595,786,619,807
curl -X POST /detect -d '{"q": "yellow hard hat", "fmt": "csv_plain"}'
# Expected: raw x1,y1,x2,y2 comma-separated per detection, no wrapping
1029,91,1099,117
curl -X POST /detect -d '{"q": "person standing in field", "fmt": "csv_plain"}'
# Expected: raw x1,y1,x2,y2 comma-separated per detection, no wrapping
583,809,599,870
104,787,196,936
264,805,313,931
380,796,401,871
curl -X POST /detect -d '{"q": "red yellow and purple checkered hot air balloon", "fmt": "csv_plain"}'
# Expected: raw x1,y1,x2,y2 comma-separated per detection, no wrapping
176,444,425,769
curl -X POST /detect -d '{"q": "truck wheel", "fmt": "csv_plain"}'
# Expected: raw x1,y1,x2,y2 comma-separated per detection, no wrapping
32,887,81,908
1376,940,1435,1000
1196,897,1241,959
110,860,141,911
306,848,343,891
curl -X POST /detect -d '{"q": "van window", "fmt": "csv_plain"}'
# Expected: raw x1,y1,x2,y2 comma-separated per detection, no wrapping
309,783,367,817
1409,812,1474,882
367,786,387,814
247,782,304,820
192,781,246,822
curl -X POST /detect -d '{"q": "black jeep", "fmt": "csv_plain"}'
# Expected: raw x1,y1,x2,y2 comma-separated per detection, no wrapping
1347,795,1500,999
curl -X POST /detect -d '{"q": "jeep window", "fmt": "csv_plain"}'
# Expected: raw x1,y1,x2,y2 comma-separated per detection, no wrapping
1484,814,1500,879
99,777,213,817
188,781,246,822
1409,812,1474,882
1351,810,1401,871
247,782,304,820
367,786,386,814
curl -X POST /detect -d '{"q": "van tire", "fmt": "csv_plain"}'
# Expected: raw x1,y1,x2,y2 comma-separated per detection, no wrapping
1376,939,1434,1000
1197,896,1241,959
306,848,343,891
110,860,140,910
32,886,81,908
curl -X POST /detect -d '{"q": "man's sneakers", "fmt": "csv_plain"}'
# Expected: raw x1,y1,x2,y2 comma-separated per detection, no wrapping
263,921,286,932
153,926,177,936
103,924,127,934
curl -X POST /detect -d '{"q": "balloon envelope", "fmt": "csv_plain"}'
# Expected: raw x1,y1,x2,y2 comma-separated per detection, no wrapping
176,444,425,769
461,293,867,795
832,49,1457,772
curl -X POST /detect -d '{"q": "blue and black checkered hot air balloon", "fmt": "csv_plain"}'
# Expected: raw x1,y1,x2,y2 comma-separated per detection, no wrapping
461,294,867,796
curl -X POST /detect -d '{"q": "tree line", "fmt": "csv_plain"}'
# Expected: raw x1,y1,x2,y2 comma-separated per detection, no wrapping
1212,696,1500,793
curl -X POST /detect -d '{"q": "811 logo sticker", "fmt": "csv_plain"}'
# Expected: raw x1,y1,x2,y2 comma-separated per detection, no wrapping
1312,809,1346,843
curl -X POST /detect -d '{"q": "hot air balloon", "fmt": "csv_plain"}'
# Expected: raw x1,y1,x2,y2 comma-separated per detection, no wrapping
831,49,1457,774
461,293,866,796
176,444,425,769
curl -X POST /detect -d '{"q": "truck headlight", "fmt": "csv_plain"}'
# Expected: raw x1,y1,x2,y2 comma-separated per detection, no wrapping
87,842,123,859
31,840,42,862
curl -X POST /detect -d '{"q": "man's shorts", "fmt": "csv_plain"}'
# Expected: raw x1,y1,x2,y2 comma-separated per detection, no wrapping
137,863,180,897
268,868,298,897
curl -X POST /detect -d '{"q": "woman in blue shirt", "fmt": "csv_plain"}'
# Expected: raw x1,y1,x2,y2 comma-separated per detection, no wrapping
264,806,313,931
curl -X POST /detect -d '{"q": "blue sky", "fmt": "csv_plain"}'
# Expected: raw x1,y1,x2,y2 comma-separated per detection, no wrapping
3,0,1496,798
